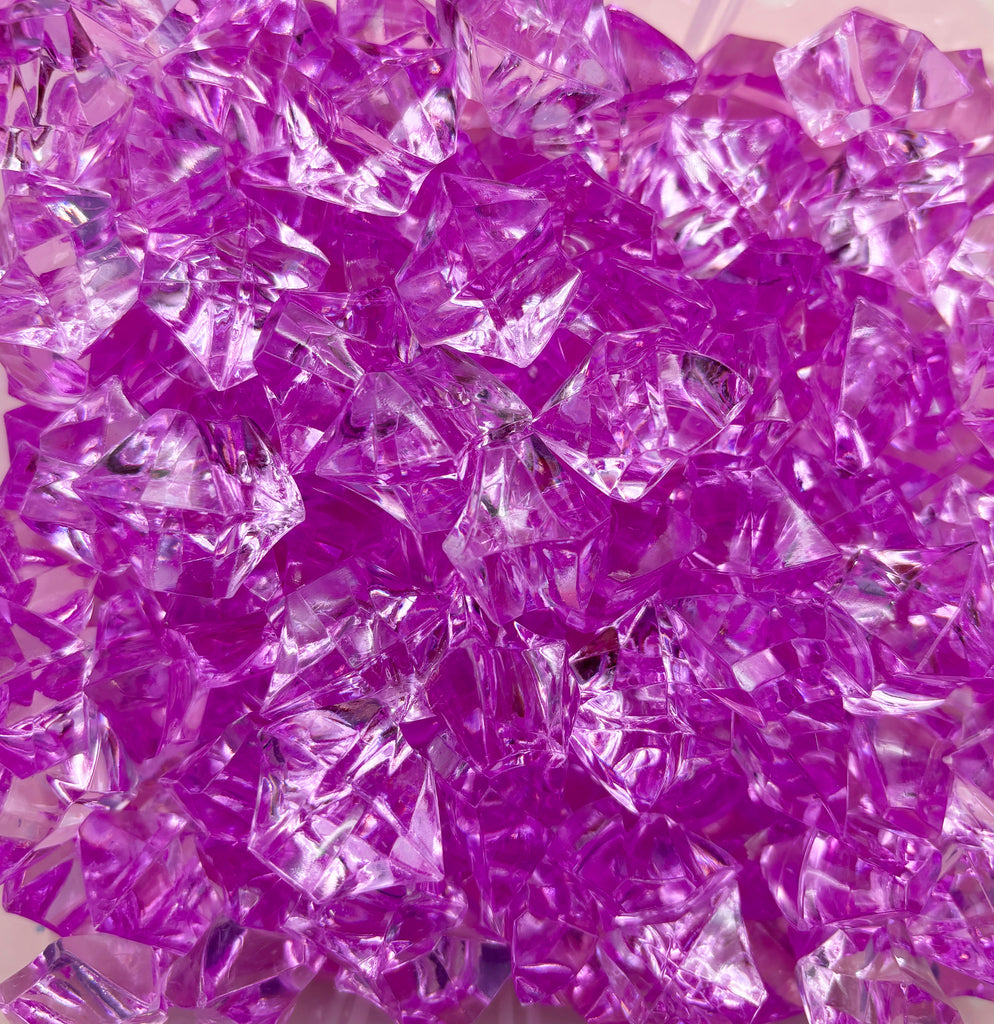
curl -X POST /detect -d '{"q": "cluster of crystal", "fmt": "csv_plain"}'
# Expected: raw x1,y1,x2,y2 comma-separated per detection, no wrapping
3,2,994,1024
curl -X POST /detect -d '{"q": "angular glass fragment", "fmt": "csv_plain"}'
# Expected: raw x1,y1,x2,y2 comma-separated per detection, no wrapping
139,197,328,390
251,707,444,903
0,173,140,357
314,348,529,531
73,411,303,597
255,288,409,471
443,434,609,623
396,174,580,367
439,0,623,143
230,19,458,216
0,935,163,1024
775,11,971,146
536,331,751,500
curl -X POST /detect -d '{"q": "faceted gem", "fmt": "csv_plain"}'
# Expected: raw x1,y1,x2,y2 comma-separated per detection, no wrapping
164,919,318,1023
251,706,443,903
232,21,458,216
0,173,140,357
439,0,623,143
775,11,971,146
396,174,580,366
314,348,529,532
0,936,163,1024
72,411,304,598
536,331,751,500
139,196,328,391
443,434,609,623
254,288,409,471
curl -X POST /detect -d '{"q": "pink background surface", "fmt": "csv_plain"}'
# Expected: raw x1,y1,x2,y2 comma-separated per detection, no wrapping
3,0,994,1021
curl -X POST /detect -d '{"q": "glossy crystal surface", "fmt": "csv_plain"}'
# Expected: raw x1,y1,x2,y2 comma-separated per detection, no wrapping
1,3,994,1024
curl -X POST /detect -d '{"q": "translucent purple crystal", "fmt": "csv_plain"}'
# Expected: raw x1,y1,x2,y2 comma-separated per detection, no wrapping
396,174,580,366
70,410,304,598
3,2,994,1024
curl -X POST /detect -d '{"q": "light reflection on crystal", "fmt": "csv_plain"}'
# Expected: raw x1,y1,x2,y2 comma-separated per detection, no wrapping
0,2,993,1024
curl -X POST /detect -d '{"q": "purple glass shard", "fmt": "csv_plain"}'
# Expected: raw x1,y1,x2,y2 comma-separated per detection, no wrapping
3,2,994,1023
358,936,512,1024
221,12,458,217
0,172,141,357
0,935,164,1024
396,174,580,367
687,466,839,579
251,706,444,903
72,411,303,598
443,434,609,623
139,196,327,391
79,791,223,954
775,11,971,146
164,918,318,1024
255,288,409,471
336,0,437,48
797,929,959,1024
608,5,697,100
518,155,654,260
425,636,572,771
314,348,529,532
536,332,751,501
439,0,623,144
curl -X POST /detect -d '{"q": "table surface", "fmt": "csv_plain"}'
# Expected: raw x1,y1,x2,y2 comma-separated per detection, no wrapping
3,1,994,1022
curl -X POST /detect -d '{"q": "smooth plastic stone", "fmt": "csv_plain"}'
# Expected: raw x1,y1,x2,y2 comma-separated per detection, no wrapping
517,155,654,261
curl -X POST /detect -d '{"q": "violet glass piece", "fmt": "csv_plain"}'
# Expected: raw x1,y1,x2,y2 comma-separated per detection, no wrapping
0,173,140,357
439,0,623,144
231,12,458,216
536,333,751,500
314,348,529,532
774,11,972,146
72,411,304,598
396,174,580,367
0,2,994,1024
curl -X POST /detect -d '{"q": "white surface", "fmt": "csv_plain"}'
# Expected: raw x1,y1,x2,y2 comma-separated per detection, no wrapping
630,0,994,58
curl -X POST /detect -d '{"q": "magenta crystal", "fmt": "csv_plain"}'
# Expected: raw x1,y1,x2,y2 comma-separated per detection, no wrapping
3,2,994,1024
439,0,623,144
397,174,581,366
71,410,304,598
774,11,972,146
